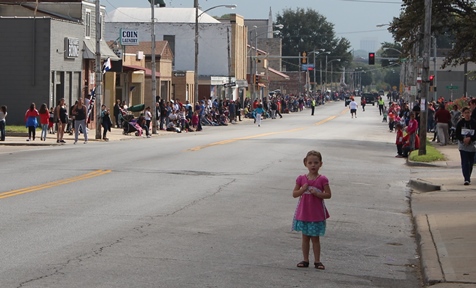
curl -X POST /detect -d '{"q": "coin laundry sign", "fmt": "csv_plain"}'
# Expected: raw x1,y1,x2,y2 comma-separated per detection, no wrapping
120,29,139,46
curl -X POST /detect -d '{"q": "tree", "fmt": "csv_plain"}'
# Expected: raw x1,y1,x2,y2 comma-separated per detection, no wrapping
276,8,351,76
389,0,476,68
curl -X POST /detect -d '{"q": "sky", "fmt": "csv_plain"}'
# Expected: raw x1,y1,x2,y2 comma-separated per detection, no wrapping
101,0,403,51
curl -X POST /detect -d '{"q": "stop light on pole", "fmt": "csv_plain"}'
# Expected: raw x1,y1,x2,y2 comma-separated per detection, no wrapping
301,51,307,64
368,52,375,65
429,75,434,86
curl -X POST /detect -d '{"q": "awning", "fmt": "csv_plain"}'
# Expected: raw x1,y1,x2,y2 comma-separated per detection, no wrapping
123,64,160,77
268,67,290,80
83,39,121,61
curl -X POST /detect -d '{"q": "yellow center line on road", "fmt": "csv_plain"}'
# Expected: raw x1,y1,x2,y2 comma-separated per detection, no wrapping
189,110,346,151
188,128,305,151
0,169,111,200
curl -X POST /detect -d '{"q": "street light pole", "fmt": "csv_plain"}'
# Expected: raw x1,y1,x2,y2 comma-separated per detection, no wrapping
194,3,236,104
325,54,328,92
194,0,199,103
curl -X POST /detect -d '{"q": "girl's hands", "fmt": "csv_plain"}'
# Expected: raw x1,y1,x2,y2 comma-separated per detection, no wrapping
301,183,308,193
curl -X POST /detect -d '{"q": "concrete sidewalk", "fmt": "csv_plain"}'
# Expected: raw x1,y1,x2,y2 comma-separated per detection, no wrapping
0,123,226,146
409,144,476,288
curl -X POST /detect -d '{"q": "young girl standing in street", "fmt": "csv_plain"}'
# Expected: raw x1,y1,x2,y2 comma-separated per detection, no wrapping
292,150,332,270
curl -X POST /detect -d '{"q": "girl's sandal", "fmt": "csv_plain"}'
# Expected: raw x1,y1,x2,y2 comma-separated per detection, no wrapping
296,261,309,268
314,262,325,270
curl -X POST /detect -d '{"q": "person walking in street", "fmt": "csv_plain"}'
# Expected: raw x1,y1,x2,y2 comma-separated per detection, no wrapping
378,96,385,115
55,98,67,143
270,100,278,119
254,104,264,127
360,97,366,112
310,98,316,116
434,102,451,146
24,102,39,141
38,103,49,141
455,107,476,185
292,150,331,270
0,105,7,141
349,98,358,118
100,104,112,141
72,97,88,144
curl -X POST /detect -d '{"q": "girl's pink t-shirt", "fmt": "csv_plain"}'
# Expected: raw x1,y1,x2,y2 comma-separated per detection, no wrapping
295,174,330,222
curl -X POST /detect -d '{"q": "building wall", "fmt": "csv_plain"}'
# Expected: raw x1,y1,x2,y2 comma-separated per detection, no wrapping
104,22,229,77
50,19,84,109
0,18,52,124
257,38,282,71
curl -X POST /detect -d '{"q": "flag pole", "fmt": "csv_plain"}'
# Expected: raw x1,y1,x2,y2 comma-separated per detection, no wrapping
95,0,102,139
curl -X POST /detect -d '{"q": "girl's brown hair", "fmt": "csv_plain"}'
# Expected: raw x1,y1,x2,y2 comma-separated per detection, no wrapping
303,150,322,166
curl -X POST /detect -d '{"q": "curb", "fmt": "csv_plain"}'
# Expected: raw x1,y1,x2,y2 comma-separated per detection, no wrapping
414,215,444,285
408,178,441,192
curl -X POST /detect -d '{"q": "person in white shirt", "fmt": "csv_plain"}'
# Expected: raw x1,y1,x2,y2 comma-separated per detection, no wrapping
349,99,358,118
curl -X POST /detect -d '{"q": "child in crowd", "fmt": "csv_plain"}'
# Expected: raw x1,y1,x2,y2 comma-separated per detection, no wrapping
24,102,39,141
388,109,395,132
48,107,55,134
395,123,404,158
382,106,388,123
292,150,332,270
38,103,49,141
191,111,199,129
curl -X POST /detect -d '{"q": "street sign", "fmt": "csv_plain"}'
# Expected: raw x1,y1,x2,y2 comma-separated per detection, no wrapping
301,64,314,70
173,72,186,77
446,85,459,90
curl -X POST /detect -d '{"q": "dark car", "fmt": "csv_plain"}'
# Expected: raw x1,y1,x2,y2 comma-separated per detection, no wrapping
362,93,378,106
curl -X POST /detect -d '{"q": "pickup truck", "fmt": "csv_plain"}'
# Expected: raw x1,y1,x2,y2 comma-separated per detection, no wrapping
361,93,378,106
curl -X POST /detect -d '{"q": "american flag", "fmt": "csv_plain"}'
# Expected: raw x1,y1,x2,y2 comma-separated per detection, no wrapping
87,87,95,118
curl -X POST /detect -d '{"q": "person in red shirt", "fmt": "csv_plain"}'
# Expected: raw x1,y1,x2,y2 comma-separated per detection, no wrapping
38,103,49,141
24,102,39,141
406,112,418,150
434,102,452,145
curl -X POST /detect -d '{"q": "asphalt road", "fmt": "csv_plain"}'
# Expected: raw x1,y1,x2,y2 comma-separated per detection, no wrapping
0,101,422,288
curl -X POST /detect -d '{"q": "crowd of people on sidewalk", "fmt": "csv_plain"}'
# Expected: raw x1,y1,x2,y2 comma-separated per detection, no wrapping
382,93,476,185
1,90,339,143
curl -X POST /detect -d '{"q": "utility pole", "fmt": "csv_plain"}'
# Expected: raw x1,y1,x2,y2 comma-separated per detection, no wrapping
94,0,102,139
419,0,432,155
150,0,157,134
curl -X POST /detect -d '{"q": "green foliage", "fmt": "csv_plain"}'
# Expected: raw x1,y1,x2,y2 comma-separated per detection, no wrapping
276,8,351,73
389,0,476,68
409,141,446,162
6,125,36,133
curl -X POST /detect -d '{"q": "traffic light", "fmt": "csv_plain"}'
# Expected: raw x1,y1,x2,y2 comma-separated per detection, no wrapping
368,52,375,65
429,75,434,86
301,51,307,64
